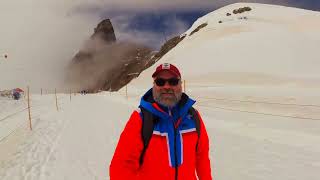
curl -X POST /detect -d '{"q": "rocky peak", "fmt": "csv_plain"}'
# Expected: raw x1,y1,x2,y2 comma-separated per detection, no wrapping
66,19,154,92
92,19,116,43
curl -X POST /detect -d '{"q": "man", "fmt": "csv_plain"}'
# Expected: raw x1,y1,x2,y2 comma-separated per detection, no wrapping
110,63,212,180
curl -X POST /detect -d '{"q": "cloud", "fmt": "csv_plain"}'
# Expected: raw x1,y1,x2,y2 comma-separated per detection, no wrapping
69,0,305,15
71,0,219,13
0,0,100,91
83,0,320,17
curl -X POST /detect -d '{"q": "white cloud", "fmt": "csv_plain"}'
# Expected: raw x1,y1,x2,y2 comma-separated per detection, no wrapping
71,0,220,12
0,0,100,91
70,0,296,14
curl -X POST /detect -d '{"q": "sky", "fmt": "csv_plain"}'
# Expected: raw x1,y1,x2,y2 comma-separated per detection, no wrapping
0,0,319,90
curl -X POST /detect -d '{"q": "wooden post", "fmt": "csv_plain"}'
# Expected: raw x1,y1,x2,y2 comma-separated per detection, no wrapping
41,88,42,95
55,88,58,111
27,86,32,131
183,80,186,93
70,89,71,101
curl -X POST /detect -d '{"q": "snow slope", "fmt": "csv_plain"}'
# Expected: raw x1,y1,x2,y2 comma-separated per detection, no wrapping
131,3,320,87
0,93,136,179
1,3,320,180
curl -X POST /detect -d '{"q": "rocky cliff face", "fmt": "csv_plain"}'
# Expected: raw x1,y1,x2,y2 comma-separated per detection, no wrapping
71,19,116,64
92,19,116,43
66,19,184,93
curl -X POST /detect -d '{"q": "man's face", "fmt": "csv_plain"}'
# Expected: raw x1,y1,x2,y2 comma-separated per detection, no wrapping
152,70,182,108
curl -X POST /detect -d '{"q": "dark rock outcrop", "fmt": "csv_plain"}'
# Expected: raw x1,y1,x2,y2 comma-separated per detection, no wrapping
99,43,154,91
152,35,186,61
189,23,208,36
72,19,116,64
233,6,252,14
92,19,116,43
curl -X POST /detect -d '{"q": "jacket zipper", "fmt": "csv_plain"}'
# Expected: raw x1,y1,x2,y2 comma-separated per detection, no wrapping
174,127,178,180
169,108,179,180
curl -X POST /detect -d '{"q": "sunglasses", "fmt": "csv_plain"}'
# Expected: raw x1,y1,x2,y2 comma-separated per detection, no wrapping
154,78,180,86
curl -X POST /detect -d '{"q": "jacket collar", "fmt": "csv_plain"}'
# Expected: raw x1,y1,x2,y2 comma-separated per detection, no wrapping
139,88,195,120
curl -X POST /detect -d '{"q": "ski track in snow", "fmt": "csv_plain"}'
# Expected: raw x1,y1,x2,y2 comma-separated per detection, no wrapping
0,95,71,180
0,93,134,180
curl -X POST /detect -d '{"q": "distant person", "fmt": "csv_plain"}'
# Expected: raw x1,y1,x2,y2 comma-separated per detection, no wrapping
110,63,212,179
80,90,88,95
12,89,21,100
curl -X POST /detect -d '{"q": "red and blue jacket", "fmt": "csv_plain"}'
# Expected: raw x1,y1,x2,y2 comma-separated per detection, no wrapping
110,88,212,180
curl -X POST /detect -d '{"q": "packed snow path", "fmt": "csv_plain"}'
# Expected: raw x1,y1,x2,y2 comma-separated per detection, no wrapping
1,86,320,180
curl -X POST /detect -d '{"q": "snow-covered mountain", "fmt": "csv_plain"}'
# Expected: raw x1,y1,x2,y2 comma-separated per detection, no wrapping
132,3,320,87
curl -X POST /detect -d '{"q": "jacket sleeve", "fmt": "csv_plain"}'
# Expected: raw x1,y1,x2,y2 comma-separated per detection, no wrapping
109,110,143,180
195,110,213,180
